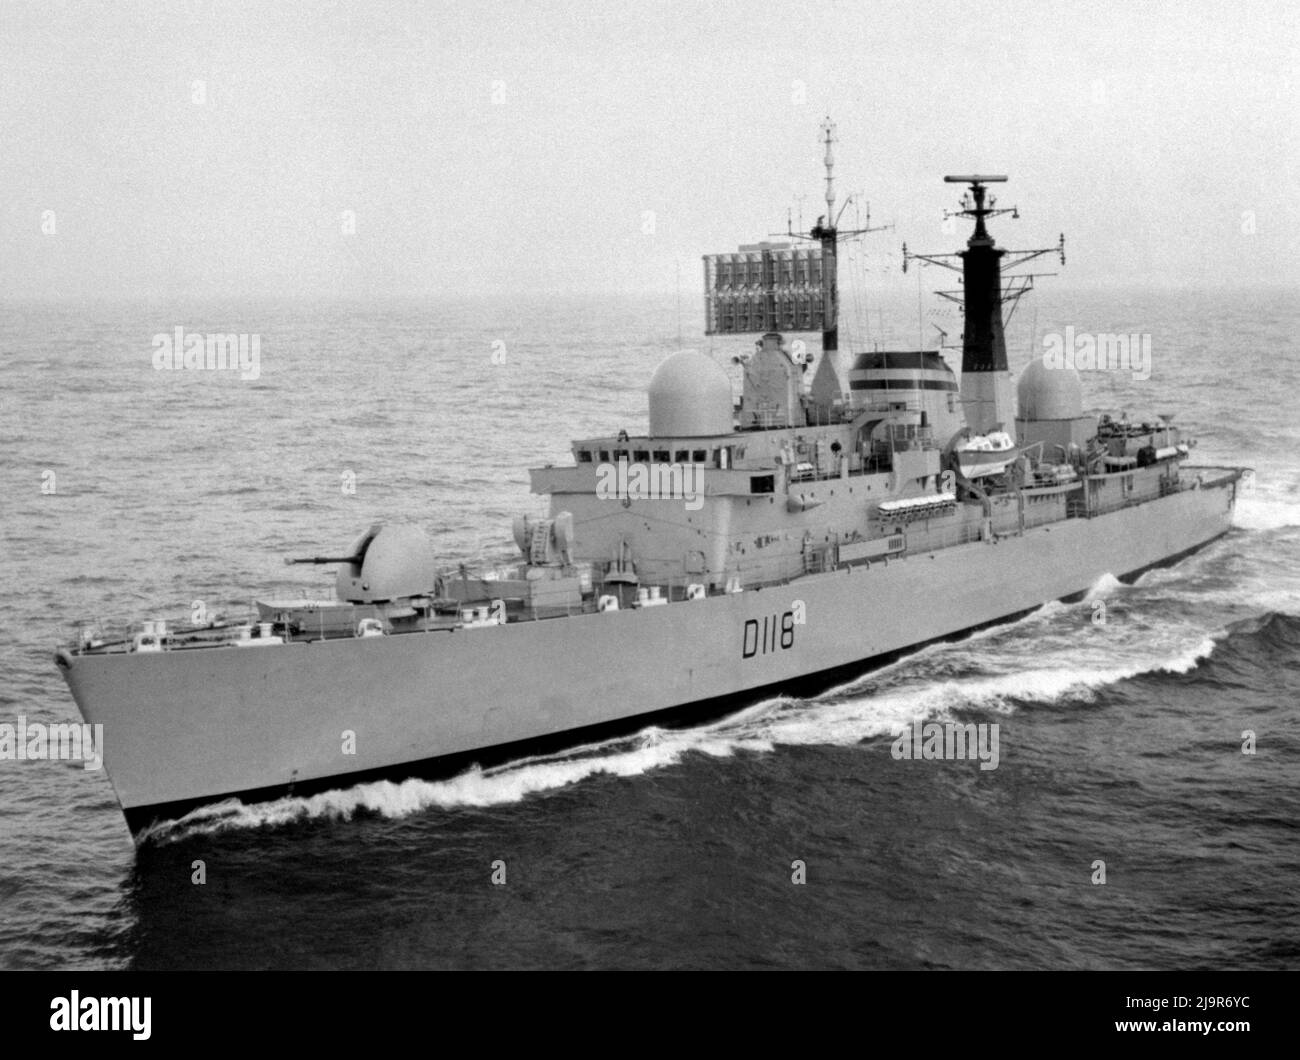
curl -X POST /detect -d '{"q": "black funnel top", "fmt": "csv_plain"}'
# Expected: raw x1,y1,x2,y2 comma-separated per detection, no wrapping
949,178,1008,374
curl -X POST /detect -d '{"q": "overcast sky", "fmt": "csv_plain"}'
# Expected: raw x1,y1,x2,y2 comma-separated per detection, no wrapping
1,0,1295,298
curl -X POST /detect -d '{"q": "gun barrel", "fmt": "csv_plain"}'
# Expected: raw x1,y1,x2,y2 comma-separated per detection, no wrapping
283,555,364,566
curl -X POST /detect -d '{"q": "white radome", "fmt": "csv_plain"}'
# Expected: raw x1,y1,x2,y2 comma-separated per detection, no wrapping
1017,356,1084,420
648,351,734,437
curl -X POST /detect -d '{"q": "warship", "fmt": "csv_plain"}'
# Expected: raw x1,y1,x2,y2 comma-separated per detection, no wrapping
57,122,1247,836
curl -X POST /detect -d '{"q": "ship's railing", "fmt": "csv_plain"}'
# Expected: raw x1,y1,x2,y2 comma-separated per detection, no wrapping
800,401,857,426
1021,493,1071,529
875,424,935,453
65,613,298,654
1181,465,1245,490
788,462,851,483
901,520,985,551
802,547,835,574
1061,461,1245,520
748,408,789,429
1076,474,1172,518
857,399,924,415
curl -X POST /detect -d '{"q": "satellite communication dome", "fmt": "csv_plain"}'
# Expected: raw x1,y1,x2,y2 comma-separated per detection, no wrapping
1017,356,1084,420
648,351,734,437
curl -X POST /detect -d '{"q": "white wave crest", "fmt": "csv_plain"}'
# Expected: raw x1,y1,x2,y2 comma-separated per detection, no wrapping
1235,493,1300,532
1084,573,1126,601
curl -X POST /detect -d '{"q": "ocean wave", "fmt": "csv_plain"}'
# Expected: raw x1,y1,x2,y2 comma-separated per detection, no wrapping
1084,572,1127,601
1215,610,1300,655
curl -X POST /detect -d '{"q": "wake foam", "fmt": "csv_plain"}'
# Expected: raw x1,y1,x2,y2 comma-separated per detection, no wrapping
1235,491,1300,532
1084,573,1126,601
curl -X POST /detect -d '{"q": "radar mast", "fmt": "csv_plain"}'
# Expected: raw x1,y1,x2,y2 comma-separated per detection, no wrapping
903,176,1065,435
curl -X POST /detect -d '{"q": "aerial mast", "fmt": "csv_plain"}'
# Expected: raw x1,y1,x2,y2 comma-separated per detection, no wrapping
812,118,839,371
904,176,1065,435
701,118,890,425
949,175,1010,384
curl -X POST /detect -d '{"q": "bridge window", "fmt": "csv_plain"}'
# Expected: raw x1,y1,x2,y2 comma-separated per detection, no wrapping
577,450,593,462
692,449,706,462
633,450,650,462
750,474,775,494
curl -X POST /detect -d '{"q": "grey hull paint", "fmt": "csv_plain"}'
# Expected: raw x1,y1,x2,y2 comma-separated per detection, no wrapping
60,479,1237,825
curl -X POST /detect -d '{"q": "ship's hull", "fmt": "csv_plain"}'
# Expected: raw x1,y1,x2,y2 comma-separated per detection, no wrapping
58,475,1239,835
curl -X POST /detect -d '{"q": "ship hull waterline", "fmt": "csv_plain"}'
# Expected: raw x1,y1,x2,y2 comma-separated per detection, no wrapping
58,476,1239,836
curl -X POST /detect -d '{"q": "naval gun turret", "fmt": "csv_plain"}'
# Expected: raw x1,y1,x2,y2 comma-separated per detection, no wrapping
264,523,444,638
285,523,438,604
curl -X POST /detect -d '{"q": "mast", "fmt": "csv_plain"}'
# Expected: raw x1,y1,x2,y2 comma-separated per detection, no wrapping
904,177,1065,436
821,118,837,360
702,118,889,424
805,118,889,411
810,118,839,382
947,176,1007,378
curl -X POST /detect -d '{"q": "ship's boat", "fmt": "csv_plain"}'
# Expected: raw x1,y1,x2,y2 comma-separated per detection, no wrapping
955,430,1018,480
